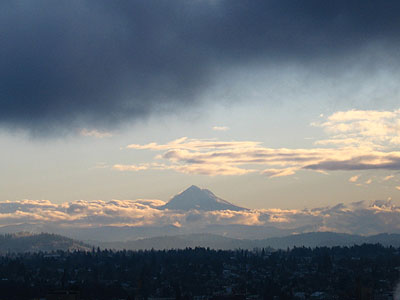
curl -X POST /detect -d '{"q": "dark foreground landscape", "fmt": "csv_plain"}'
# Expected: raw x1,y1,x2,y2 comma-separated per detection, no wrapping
0,244,399,300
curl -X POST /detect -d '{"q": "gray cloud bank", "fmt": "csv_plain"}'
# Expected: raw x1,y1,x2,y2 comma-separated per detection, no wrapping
0,198,399,236
1,0,400,133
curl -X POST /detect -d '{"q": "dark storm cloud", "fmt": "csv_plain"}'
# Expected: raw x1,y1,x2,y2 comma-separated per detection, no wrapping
1,0,400,134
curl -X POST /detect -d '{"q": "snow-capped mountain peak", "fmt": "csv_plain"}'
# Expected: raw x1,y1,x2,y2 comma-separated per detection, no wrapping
162,185,246,211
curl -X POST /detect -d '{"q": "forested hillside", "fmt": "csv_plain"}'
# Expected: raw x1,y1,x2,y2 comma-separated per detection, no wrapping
0,233,90,253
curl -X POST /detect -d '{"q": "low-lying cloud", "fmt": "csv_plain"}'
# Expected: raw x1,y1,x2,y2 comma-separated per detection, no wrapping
0,198,399,235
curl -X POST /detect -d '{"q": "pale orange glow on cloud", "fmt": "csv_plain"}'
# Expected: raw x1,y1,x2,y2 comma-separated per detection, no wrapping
315,109,400,148
349,175,360,183
127,137,260,151
212,126,230,131
0,198,398,235
116,109,400,181
384,175,395,181
113,164,149,171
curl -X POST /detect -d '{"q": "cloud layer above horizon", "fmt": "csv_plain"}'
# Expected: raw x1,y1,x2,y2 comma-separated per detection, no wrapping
114,109,400,187
2,0,400,134
0,197,399,235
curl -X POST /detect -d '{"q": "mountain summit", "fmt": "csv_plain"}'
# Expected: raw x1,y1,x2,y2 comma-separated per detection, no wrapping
162,185,246,211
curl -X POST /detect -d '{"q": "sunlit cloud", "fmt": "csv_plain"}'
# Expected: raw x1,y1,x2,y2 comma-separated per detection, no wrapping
0,198,399,235
165,164,254,176
212,126,230,131
116,109,400,181
349,175,360,183
384,175,395,181
113,164,149,171
127,137,260,151
314,109,400,149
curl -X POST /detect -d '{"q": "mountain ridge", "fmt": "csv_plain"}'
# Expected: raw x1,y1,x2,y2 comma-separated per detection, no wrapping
98,232,400,250
2,231,400,252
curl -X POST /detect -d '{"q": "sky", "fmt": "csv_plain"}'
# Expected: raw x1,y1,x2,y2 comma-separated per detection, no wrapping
1,0,400,221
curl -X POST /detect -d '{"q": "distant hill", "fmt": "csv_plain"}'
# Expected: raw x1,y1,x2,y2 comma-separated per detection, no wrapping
363,233,400,247
0,222,293,242
0,223,186,242
98,232,400,250
254,232,400,249
161,185,246,211
100,233,258,250
256,232,365,249
1,231,399,252
0,232,91,253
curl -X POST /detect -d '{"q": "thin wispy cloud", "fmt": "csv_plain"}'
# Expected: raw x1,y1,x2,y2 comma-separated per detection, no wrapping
80,129,113,139
349,175,360,183
212,126,230,132
91,162,109,170
127,137,260,151
261,168,297,178
113,164,150,171
384,175,395,181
